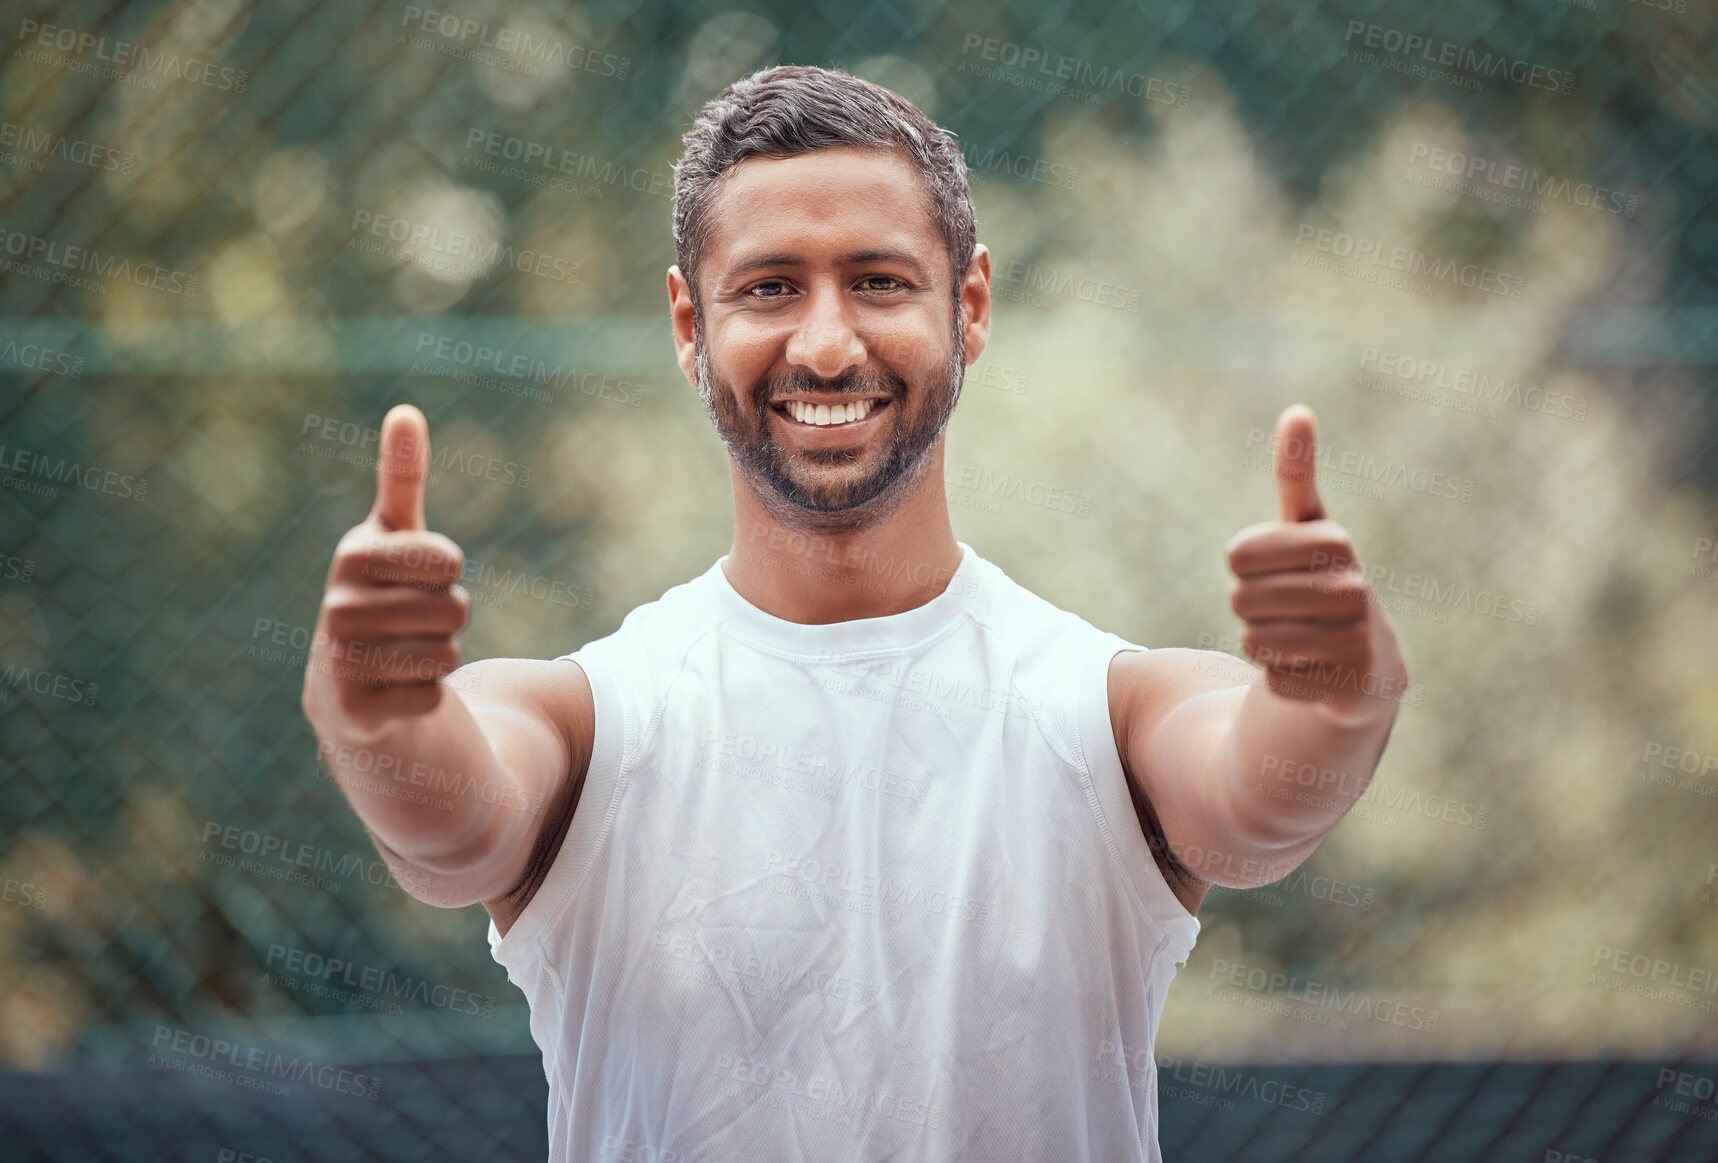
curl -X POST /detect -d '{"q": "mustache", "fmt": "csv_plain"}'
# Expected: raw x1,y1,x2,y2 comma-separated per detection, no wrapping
757,366,906,405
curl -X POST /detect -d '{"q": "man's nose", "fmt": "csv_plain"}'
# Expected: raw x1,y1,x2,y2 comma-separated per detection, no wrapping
784,288,867,380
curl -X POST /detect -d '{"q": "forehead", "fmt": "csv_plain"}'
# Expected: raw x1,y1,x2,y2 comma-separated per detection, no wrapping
700,146,945,278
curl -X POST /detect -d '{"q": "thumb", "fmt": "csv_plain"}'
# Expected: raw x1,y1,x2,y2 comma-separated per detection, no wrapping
1273,404,1325,523
371,404,429,531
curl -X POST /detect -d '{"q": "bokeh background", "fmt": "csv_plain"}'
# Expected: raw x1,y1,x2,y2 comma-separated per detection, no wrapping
3,0,1717,1159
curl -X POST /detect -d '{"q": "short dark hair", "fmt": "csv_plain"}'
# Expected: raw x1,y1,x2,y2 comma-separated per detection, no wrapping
672,64,976,311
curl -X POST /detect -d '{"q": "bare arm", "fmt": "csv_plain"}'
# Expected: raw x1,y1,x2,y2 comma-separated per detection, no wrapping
300,405,590,922
1111,406,1408,894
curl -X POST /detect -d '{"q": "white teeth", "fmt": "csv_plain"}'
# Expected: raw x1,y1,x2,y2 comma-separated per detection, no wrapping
785,398,879,426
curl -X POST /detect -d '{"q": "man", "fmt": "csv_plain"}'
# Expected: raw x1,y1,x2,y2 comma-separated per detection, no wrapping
302,65,1408,1162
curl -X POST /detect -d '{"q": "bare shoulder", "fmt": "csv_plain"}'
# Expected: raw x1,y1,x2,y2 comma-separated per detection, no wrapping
458,655,596,735
1106,646,1256,732
453,657,597,936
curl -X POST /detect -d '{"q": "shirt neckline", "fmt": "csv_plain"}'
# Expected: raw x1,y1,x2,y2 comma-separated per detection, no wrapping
704,539,981,656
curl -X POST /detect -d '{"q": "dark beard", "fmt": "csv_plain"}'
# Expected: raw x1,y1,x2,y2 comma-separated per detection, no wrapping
696,323,965,528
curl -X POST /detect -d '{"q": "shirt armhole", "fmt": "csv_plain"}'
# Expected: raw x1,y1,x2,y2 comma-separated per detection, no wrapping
1074,642,1201,966
488,649,630,969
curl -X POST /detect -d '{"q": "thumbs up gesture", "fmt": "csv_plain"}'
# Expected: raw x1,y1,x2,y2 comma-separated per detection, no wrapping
302,405,471,734
1225,406,1409,718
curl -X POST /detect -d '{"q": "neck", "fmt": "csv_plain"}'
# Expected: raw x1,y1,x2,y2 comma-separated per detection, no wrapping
723,442,963,624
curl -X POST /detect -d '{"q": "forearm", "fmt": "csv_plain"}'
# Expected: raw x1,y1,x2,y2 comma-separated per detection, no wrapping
304,669,535,895
1214,675,1401,853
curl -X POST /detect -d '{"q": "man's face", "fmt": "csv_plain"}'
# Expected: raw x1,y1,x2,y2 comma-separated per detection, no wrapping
671,147,984,527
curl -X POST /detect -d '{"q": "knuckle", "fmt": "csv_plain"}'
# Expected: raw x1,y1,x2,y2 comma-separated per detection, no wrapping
1334,582,1370,607
332,542,370,576
1310,531,1354,560
345,525,388,555
355,550,402,585
427,533,465,575
321,591,368,636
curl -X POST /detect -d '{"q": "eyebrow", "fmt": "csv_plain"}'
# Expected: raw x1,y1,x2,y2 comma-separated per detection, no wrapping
722,250,931,282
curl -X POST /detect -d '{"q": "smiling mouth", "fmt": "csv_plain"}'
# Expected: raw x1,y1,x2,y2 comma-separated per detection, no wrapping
772,397,889,427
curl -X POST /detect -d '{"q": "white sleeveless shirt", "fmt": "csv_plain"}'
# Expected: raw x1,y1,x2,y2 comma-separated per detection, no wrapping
487,540,1199,1162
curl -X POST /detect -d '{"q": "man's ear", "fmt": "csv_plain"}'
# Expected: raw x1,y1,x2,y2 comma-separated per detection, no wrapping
961,244,992,366
668,265,698,387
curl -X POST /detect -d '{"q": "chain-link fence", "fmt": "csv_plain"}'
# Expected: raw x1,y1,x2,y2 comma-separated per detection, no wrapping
2,0,1717,1159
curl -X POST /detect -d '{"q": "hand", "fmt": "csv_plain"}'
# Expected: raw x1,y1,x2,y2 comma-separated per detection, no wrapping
1224,405,1408,718
302,404,471,734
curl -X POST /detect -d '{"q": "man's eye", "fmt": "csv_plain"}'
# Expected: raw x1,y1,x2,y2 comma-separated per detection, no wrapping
859,276,905,291
747,281,791,298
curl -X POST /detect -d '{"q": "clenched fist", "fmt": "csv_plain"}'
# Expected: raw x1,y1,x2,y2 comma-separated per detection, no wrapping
1225,405,1409,717
302,404,472,734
